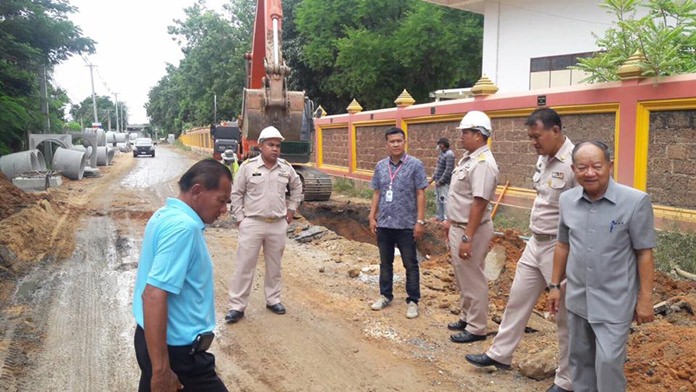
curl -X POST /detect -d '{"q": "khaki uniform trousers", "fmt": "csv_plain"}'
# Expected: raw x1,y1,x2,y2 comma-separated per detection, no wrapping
228,217,287,311
448,221,494,336
486,237,572,390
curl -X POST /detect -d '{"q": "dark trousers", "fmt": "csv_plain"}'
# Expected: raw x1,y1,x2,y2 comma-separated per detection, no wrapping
376,228,420,304
134,326,228,392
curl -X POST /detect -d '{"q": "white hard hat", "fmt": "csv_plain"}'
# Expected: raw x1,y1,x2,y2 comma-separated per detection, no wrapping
258,126,285,143
456,111,492,137
221,149,236,160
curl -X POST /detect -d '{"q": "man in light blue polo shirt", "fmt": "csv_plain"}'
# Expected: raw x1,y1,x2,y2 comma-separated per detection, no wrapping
133,159,232,392
548,141,655,392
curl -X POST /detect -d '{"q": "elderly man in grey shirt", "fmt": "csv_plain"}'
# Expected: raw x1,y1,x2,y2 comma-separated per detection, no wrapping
548,141,655,392
369,127,428,319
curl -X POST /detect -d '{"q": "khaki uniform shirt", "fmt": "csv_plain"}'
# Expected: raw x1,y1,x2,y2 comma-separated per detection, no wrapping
231,156,303,222
446,146,499,224
530,137,577,235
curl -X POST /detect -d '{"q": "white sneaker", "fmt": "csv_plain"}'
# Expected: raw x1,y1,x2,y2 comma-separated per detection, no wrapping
371,296,391,310
406,301,419,319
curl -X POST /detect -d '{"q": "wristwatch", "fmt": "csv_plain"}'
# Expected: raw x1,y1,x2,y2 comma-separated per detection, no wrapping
461,234,470,243
547,283,561,291
417,219,425,225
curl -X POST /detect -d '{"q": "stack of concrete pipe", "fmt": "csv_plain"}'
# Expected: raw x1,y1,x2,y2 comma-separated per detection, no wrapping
52,147,87,180
0,149,46,179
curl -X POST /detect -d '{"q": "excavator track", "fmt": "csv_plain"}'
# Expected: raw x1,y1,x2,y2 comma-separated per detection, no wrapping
293,165,332,202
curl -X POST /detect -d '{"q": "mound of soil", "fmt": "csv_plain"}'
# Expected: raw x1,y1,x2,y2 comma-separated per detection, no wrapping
0,173,36,220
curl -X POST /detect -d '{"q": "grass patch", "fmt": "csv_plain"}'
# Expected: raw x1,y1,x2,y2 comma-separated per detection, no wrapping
332,179,438,218
332,177,373,200
492,207,531,236
173,140,191,151
655,230,696,274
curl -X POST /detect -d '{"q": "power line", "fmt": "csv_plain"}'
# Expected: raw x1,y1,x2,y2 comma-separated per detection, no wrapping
499,1,613,27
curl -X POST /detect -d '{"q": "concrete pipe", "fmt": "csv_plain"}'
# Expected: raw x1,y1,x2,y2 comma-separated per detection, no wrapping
96,128,106,146
52,147,87,180
84,128,107,146
106,146,115,165
70,145,94,160
116,142,130,153
114,133,128,143
105,131,116,144
0,150,42,179
33,149,47,171
96,146,115,166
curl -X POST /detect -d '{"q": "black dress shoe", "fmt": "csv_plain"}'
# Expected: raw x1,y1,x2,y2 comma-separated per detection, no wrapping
447,319,468,331
225,310,244,324
546,384,572,392
465,353,511,370
450,330,486,344
266,303,286,315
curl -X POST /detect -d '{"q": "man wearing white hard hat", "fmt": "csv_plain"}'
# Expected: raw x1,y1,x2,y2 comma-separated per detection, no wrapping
220,149,239,180
225,126,303,324
444,110,499,344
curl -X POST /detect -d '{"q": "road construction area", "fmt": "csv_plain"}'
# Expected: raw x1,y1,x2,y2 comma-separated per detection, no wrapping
0,146,695,391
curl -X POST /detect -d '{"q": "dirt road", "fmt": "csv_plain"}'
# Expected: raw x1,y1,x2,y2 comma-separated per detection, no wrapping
0,146,694,391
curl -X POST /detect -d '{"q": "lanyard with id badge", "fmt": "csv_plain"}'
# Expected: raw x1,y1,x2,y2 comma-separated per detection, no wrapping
385,155,407,202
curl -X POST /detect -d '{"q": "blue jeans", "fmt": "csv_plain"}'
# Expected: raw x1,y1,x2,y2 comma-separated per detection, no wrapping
435,183,449,221
376,228,420,304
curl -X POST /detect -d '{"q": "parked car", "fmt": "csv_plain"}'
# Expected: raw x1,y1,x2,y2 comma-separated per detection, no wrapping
133,138,155,157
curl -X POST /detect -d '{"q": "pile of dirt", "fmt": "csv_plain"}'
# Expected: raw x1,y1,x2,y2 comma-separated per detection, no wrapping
0,173,36,220
301,199,696,390
0,173,78,304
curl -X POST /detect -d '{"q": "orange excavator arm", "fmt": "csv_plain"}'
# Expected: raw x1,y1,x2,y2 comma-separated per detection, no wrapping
241,0,304,155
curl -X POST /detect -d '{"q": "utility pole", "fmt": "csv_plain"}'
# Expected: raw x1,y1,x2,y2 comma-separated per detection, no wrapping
114,93,120,132
40,65,50,132
106,109,112,131
86,63,98,124
213,93,217,125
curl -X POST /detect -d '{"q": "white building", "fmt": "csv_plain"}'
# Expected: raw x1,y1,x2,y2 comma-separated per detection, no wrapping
422,0,645,92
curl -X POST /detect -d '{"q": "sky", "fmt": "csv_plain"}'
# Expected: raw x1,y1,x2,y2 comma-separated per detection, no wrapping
54,0,228,124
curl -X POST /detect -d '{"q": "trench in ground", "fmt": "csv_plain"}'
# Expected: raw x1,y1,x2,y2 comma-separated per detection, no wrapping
298,201,449,257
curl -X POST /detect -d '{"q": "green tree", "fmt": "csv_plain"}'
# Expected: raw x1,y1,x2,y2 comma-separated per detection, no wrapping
577,0,696,82
69,95,127,131
294,0,483,113
0,0,95,153
146,0,253,135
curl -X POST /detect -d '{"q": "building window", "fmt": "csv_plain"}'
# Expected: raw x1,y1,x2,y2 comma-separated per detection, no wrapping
530,52,594,90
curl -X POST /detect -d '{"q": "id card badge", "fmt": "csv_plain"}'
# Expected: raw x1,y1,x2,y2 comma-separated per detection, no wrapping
385,190,393,202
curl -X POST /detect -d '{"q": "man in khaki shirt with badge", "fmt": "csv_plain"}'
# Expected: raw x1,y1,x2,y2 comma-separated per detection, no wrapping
466,108,576,392
444,110,499,344
225,126,303,324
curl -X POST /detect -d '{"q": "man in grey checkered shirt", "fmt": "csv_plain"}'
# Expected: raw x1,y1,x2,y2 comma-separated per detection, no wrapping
429,137,455,222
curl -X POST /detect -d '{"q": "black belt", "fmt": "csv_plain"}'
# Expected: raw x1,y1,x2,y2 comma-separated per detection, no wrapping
449,220,489,229
533,233,557,242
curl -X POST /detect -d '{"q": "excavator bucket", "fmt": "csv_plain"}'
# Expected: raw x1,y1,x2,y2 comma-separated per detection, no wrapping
241,88,306,143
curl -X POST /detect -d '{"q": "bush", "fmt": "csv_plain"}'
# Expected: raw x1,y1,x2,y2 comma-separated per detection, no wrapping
655,230,696,275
